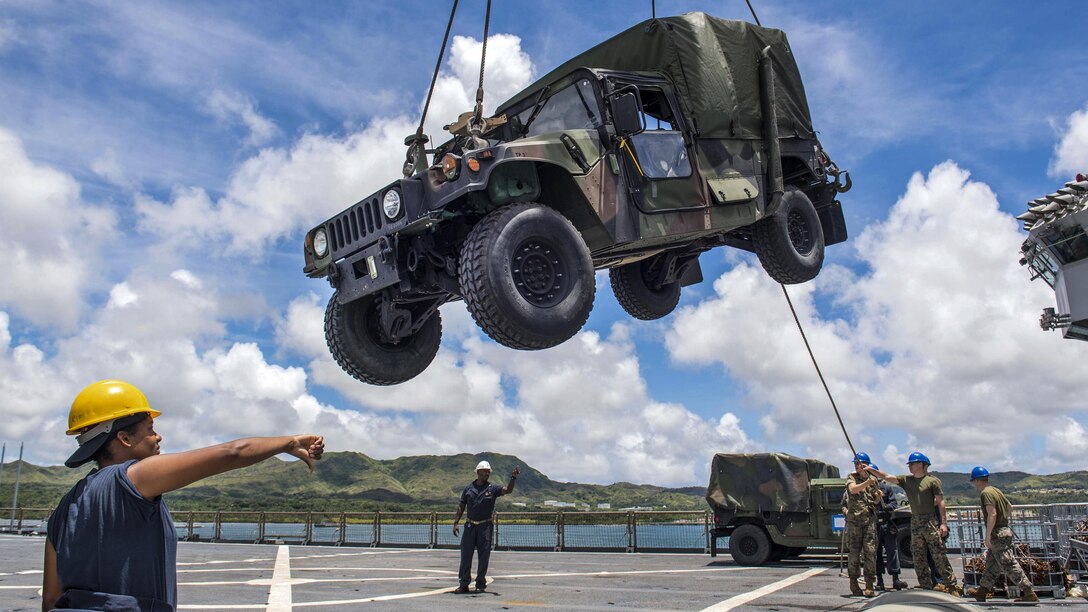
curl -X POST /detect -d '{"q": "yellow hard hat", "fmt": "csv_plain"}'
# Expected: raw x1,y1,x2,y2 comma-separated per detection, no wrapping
66,380,161,435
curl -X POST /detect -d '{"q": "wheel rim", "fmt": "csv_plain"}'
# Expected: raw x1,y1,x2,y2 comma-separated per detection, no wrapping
787,209,814,255
512,238,570,308
351,299,412,352
739,535,758,557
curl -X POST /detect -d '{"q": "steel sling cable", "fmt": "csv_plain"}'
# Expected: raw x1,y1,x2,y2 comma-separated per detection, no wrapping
470,0,493,130
405,0,459,176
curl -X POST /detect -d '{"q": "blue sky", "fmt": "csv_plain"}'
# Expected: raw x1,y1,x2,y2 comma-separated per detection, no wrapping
2,1,1087,486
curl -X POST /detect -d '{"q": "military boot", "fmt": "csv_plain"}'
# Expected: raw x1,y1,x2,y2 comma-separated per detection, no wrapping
875,576,885,592
863,578,876,597
892,574,908,590
1015,587,1039,603
968,586,991,602
947,583,963,598
849,576,863,596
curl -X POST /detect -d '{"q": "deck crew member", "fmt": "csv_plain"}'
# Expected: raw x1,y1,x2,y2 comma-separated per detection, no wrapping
872,465,907,591
965,466,1038,603
844,452,879,597
452,460,519,594
43,380,324,612
866,452,962,596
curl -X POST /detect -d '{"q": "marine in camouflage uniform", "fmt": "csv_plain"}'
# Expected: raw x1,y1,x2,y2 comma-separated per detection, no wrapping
867,452,961,596
967,467,1037,603
844,456,880,597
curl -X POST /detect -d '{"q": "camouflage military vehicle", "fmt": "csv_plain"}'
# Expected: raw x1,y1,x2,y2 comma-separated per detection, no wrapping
706,452,913,566
302,12,851,385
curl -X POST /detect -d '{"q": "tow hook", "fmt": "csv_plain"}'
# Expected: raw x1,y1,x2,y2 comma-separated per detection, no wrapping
826,160,852,194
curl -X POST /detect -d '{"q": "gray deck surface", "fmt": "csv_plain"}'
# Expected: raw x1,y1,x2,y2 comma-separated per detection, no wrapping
2,535,1083,611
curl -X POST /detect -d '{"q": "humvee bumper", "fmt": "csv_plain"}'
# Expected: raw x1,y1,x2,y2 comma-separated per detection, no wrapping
327,238,404,302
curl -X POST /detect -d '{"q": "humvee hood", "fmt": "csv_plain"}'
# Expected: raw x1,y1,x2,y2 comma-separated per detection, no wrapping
496,12,815,141
706,452,840,513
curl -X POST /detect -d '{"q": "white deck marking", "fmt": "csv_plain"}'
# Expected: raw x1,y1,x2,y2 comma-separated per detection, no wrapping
179,566,456,574
498,566,759,579
699,566,828,611
265,545,291,612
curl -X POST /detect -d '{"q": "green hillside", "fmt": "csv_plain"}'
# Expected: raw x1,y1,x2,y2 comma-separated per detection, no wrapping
0,451,710,513
2,454,1085,513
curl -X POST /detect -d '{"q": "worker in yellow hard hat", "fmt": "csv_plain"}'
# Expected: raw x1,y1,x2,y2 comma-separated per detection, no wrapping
42,380,325,612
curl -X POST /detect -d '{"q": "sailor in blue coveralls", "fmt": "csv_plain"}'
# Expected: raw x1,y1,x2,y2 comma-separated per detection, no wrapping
452,461,519,593
43,380,324,612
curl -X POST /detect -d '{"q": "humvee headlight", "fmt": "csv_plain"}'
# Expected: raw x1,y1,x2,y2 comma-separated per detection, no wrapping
382,190,402,219
441,154,460,181
313,228,329,257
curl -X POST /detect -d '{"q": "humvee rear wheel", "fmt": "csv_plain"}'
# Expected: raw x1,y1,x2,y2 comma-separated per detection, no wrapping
752,187,825,284
459,203,595,350
609,257,681,320
324,293,442,386
728,524,772,566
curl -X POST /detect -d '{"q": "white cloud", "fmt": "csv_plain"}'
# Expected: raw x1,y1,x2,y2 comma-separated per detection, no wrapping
666,161,1088,473
205,89,279,147
0,19,16,52
134,34,534,256
0,127,116,330
1049,103,1088,179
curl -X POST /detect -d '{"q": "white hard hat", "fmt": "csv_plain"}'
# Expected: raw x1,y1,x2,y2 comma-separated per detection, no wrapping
475,461,492,471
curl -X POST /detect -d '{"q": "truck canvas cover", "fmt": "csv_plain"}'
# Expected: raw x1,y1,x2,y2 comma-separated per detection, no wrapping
496,12,814,141
706,452,840,513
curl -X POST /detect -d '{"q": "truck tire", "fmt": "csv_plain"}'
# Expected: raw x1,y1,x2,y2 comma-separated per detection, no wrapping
459,203,595,350
609,257,681,320
896,528,913,568
324,293,442,385
728,524,772,566
752,187,824,284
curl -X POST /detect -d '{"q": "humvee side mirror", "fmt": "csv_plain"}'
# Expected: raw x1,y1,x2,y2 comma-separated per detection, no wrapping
611,92,644,137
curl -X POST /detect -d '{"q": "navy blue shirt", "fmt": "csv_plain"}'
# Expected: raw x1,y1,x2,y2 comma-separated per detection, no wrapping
459,481,505,522
47,460,178,606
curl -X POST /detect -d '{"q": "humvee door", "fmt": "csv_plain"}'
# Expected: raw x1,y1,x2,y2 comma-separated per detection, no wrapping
607,77,705,221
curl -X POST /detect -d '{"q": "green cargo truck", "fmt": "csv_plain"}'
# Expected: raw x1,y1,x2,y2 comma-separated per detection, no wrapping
706,452,913,566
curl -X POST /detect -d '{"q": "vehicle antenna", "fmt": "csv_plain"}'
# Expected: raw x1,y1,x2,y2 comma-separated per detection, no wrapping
404,0,460,178
745,0,762,26
651,0,656,19
780,284,858,458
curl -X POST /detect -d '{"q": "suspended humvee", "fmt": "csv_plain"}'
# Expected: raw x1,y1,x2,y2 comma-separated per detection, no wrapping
302,12,852,385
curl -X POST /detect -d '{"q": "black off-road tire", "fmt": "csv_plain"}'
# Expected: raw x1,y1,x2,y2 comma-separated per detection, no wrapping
459,203,595,350
752,187,825,284
609,258,681,320
896,528,914,568
728,524,772,566
324,293,442,386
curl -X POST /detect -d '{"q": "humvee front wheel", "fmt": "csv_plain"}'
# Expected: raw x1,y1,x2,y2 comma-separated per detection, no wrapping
459,203,595,350
752,187,825,284
609,257,681,320
728,524,772,566
324,293,442,385
896,528,913,568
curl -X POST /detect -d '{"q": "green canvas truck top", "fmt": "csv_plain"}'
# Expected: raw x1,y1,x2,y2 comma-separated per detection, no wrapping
705,452,841,514
496,12,814,141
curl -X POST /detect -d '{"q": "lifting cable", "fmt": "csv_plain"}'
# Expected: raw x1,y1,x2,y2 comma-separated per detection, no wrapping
405,0,460,176
780,284,857,459
470,0,493,131
745,0,860,460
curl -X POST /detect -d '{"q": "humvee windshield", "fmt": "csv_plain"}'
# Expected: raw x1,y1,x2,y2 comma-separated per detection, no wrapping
628,85,690,179
517,78,603,137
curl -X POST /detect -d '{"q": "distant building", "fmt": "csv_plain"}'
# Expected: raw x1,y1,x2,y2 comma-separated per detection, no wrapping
597,503,611,509
511,502,527,507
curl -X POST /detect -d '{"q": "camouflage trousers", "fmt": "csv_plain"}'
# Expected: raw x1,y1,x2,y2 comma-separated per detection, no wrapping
910,516,958,589
980,526,1031,590
846,516,877,579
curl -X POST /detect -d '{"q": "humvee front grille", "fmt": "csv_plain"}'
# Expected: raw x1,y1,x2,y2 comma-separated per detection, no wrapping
330,198,383,254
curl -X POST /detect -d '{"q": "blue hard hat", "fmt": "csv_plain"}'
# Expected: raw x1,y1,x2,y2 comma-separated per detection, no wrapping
854,452,872,464
869,463,879,471
970,466,990,481
906,451,931,466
